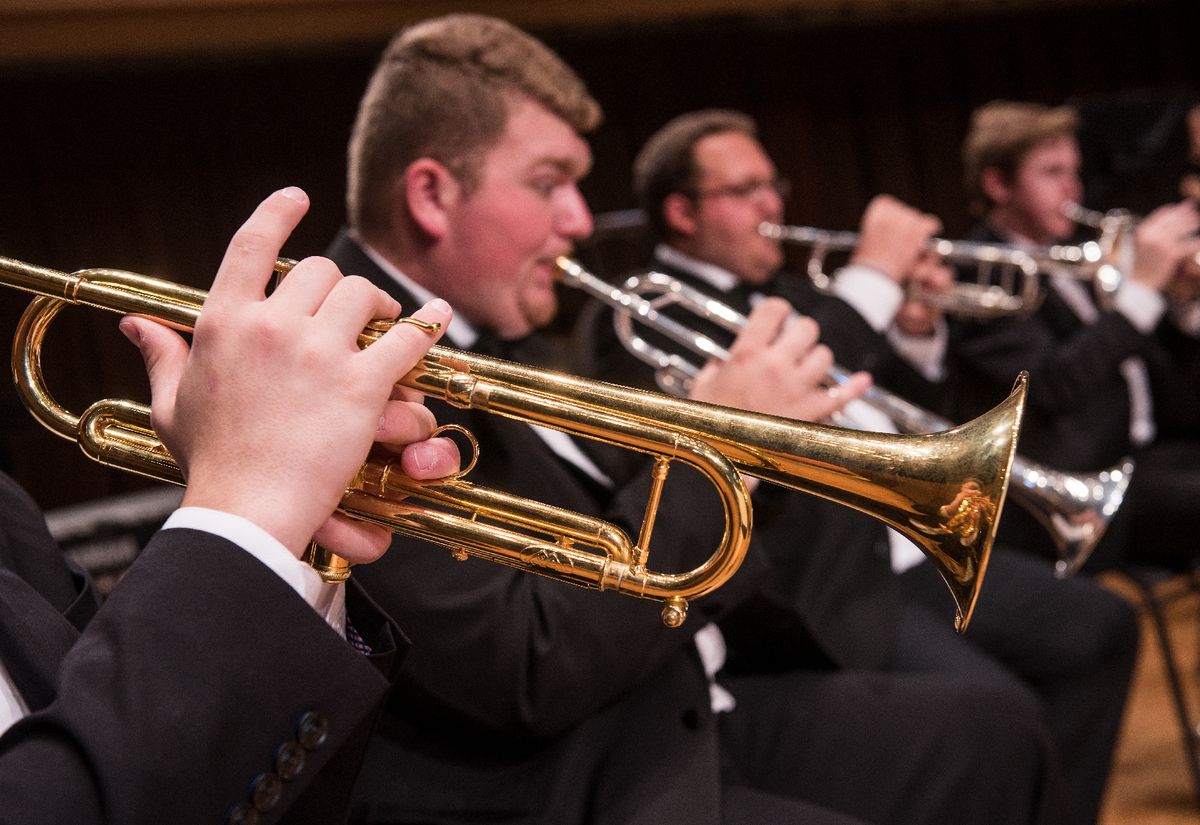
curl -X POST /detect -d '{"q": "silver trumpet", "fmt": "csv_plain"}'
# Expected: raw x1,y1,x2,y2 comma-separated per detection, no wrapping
559,260,1131,577
1062,202,1134,304
759,221,1108,319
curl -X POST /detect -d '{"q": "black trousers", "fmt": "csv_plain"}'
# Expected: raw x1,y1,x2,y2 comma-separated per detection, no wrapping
719,665,1056,825
895,549,1140,825
1125,439,1200,570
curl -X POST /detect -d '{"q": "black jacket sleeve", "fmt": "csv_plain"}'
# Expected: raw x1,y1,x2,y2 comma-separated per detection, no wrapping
0,529,402,825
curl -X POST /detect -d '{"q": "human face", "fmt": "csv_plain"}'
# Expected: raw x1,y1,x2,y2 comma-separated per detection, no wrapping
437,96,593,339
989,136,1082,244
678,131,786,285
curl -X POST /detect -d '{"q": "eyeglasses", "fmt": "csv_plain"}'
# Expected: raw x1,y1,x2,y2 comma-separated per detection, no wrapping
685,177,791,203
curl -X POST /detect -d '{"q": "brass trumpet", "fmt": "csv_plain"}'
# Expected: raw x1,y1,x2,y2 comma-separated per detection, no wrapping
1,255,1026,631
558,260,1127,577
759,221,1106,319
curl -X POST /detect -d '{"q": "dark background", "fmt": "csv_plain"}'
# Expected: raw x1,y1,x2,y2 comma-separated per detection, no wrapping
1,0,1196,509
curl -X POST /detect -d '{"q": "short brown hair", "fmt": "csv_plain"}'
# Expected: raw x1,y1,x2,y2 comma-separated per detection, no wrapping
633,109,758,239
347,14,603,241
962,100,1078,214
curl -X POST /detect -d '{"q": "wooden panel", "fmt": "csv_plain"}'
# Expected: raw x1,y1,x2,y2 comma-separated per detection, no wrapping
0,0,1150,64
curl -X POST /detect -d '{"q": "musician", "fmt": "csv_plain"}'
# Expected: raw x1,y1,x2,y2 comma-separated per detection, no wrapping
575,108,1140,825
329,16,1059,825
0,188,460,824
955,100,1200,572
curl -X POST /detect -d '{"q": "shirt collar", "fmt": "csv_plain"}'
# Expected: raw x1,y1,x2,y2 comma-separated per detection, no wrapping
354,234,480,350
655,243,742,293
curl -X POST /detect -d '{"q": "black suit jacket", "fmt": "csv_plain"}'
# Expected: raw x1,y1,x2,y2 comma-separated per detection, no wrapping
0,470,405,825
327,231,777,825
949,223,1195,472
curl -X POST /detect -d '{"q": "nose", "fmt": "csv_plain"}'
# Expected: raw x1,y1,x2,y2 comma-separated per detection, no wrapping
1064,173,1083,203
556,186,593,240
760,188,785,221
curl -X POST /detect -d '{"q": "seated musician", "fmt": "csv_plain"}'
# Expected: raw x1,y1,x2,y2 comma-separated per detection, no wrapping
574,108,1139,825
954,100,1200,572
329,15,1063,825
0,187,459,824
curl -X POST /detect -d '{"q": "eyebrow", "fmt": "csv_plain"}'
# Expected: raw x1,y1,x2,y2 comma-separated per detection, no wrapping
534,154,592,179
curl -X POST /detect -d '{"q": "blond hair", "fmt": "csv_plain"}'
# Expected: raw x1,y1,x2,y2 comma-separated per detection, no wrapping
962,100,1078,214
347,14,602,240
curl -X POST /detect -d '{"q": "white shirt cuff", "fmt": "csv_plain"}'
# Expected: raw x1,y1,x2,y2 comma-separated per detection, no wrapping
1114,279,1167,334
830,265,905,333
161,507,346,634
886,317,948,382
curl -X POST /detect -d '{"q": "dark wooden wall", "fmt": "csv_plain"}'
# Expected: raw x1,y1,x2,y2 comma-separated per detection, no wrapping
1,0,1196,509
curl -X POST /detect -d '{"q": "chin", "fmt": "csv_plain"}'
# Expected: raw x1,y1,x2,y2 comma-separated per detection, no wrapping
520,294,558,333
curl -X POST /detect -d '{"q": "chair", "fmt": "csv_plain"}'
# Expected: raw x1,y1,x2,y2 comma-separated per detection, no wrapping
1119,563,1200,808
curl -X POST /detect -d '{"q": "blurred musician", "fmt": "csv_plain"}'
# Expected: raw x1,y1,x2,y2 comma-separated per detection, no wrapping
575,108,1140,825
954,100,1200,572
0,188,459,824
327,16,1057,825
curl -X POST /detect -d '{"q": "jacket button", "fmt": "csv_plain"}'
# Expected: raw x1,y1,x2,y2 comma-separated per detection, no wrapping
251,772,284,812
296,711,329,751
275,740,307,781
226,802,261,825
682,707,703,730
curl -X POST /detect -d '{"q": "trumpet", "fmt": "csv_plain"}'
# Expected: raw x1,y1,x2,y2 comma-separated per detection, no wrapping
558,260,1127,577
759,221,1106,319
0,255,1027,631
1062,202,1134,304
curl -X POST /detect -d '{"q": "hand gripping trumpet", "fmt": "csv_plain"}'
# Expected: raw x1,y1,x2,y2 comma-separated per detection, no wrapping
559,260,1127,577
1,255,1025,630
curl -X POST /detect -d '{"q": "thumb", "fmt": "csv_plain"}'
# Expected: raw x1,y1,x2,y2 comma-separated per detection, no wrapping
119,316,190,418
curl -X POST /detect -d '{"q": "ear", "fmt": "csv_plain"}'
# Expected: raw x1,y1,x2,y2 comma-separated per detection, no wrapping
979,167,1011,207
663,192,698,238
402,158,461,241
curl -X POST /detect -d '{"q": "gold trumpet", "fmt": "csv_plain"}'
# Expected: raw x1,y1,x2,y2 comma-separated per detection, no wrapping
0,255,1026,631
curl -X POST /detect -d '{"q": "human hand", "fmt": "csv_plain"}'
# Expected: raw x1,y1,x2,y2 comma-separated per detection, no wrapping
688,297,871,423
120,188,458,561
1129,200,1200,292
849,194,941,283
895,250,954,336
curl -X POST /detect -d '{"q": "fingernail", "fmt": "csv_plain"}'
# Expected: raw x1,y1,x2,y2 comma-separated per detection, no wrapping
377,414,387,432
426,298,451,315
118,317,142,346
411,442,436,473
276,186,308,204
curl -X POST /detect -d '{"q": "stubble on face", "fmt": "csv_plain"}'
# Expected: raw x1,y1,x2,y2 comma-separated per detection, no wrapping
443,97,593,339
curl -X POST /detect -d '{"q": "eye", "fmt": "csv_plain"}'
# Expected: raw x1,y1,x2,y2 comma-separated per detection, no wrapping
529,174,563,198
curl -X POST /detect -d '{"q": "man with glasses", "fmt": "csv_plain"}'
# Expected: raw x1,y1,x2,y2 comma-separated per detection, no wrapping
577,108,1140,825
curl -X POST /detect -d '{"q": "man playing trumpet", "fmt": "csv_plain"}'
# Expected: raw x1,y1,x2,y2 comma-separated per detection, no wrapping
0,188,461,823
575,107,1140,825
954,100,1200,573
322,14,1063,825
